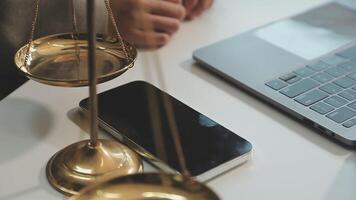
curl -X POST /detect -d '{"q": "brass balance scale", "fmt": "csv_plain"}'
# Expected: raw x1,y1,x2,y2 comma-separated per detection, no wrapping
14,0,220,199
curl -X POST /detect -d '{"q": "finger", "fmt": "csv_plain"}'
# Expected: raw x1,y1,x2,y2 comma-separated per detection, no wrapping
183,0,198,13
136,14,181,34
201,0,213,10
164,0,182,4
187,0,212,18
123,29,171,48
146,0,186,20
124,9,178,35
150,15,181,34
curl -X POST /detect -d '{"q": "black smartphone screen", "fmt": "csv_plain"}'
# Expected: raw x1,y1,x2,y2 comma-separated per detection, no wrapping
79,81,252,176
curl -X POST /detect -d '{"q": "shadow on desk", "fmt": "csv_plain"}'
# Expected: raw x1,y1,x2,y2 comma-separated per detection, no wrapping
67,107,118,141
181,59,354,155
0,97,53,164
323,154,356,199
0,164,64,200
66,107,92,142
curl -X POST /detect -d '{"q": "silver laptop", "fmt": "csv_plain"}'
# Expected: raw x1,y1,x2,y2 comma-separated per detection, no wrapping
193,1,356,146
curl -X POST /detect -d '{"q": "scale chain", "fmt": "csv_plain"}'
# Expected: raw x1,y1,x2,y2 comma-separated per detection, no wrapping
134,0,191,177
24,0,41,69
71,0,81,79
104,0,131,63
71,0,79,38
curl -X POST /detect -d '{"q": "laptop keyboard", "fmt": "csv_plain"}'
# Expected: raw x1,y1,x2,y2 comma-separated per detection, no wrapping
265,45,356,129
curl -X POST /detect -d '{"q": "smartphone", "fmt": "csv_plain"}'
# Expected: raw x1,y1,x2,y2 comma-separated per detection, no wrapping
79,81,252,181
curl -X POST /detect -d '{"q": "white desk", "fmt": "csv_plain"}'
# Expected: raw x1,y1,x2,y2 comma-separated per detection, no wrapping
2,0,356,199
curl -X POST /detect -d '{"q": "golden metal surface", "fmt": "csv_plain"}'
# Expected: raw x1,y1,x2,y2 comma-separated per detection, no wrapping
14,33,137,87
70,173,220,200
46,139,143,196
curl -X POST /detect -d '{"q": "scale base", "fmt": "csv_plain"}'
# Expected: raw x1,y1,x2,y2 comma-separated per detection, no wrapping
46,139,143,196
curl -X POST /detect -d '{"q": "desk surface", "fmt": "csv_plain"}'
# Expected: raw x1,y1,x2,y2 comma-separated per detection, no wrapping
2,0,356,199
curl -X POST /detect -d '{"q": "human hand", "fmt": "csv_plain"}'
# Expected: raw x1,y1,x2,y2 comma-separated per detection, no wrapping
183,0,213,20
110,0,186,48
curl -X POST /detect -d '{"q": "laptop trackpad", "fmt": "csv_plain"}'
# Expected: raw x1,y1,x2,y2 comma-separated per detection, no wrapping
255,3,356,61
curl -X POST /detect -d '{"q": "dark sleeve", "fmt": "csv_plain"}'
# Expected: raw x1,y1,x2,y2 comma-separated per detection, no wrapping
0,0,31,100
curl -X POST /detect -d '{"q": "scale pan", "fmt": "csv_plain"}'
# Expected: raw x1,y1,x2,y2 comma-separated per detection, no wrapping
14,33,137,87
70,173,220,200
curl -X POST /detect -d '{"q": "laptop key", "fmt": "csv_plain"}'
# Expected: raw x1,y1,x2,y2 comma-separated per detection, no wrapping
307,61,330,71
279,73,301,84
321,55,348,66
326,107,356,123
266,79,288,90
319,83,343,95
280,79,319,98
286,76,301,84
310,102,334,115
325,66,347,77
333,77,356,88
311,72,333,83
347,72,356,81
280,73,296,81
339,62,356,72
325,96,348,108
343,118,356,128
348,102,356,110
339,89,356,101
294,67,315,78
295,90,328,106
